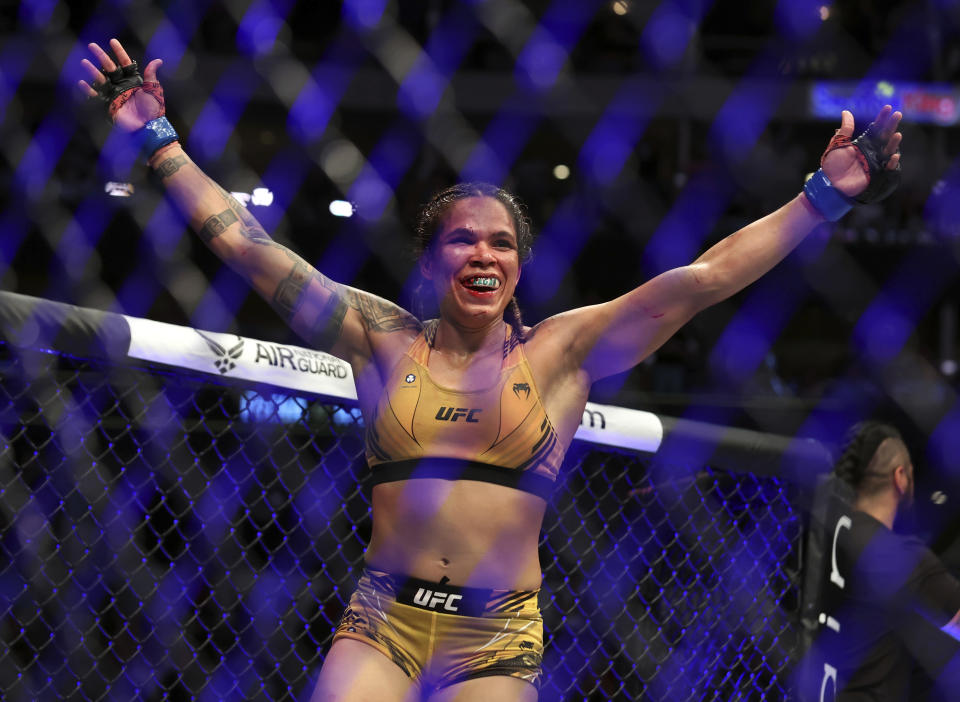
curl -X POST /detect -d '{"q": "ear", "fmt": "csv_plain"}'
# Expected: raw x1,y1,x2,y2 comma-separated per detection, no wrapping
516,264,522,286
420,255,433,281
893,464,909,494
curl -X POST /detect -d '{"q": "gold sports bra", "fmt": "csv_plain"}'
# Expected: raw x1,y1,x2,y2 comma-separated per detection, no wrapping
365,324,564,500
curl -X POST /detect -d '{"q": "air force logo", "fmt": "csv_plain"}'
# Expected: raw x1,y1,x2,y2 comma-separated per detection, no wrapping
405,373,417,384
196,330,244,374
512,382,530,399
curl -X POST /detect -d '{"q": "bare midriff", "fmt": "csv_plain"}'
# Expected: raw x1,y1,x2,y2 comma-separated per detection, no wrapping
364,478,548,591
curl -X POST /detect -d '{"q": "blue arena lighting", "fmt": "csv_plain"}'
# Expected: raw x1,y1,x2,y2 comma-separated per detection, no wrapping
927,407,960,477
460,103,541,183
708,68,789,167
236,0,294,57
925,159,960,235
351,122,422,209
853,251,959,364
0,210,28,271
347,167,392,218
516,1,599,90
14,114,74,199
579,79,664,185
396,5,479,119
188,62,258,163
0,42,31,117
463,0,595,182
708,264,811,387
144,0,207,77
643,170,736,276
114,201,186,316
522,198,597,306
341,0,388,31
640,0,707,69
774,0,826,39
18,0,58,28
286,63,356,143
190,271,248,332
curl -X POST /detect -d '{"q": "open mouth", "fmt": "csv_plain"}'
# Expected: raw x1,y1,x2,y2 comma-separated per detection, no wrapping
460,275,501,294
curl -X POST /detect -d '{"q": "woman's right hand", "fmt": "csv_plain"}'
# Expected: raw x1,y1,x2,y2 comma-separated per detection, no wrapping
79,38,165,132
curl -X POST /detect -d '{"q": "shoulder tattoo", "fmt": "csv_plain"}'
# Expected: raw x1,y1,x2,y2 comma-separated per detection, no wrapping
346,291,422,334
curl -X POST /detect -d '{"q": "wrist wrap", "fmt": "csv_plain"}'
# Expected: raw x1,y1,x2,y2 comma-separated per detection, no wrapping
803,168,854,221
138,117,179,160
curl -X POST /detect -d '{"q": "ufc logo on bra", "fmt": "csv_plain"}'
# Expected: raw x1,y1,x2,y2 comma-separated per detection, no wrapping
434,406,482,423
413,588,462,612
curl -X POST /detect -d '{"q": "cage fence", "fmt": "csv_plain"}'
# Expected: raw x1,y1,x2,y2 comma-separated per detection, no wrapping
0,335,804,701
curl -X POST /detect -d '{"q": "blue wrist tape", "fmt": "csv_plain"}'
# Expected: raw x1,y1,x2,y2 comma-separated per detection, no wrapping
803,168,854,221
139,117,179,160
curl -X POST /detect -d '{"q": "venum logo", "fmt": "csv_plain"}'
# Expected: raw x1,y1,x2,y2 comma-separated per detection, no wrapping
405,374,417,384
581,408,606,429
512,382,530,399
412,588,462,612
196,331,244,374
435,406,482,423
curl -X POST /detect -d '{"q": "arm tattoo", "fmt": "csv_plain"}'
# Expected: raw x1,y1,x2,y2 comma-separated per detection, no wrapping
199,210,239,243
272,259,315,319
154,154,188,179
309,287,349,349
196,171,272,242
347,291,422,333
305,272,351,348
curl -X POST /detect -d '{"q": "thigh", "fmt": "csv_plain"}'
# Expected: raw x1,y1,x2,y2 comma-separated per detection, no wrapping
309,639,417,702
426,676,538,702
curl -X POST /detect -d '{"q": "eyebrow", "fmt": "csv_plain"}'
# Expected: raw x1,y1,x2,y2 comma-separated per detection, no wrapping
444,228,517,240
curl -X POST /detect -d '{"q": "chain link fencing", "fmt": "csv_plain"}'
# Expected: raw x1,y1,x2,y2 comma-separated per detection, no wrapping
0,342,803,701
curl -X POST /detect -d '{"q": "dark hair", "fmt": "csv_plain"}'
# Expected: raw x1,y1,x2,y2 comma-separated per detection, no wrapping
833,421,910,497
412,182,533,341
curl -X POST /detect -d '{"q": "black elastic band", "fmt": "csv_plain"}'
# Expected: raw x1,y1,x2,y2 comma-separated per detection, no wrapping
369,458,554,500
394,574,495,617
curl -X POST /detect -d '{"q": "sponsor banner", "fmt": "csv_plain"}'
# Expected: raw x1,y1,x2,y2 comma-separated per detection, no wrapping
124,317,357,400
810,80,960,125
575,402,662,454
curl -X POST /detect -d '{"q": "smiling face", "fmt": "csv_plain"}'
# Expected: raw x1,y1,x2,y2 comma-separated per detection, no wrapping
420,196,521,329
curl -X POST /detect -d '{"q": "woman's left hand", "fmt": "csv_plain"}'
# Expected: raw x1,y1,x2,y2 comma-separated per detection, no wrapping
821,105,902,200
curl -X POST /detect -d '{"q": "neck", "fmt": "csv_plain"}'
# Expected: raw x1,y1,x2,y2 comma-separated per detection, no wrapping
432,317,507,358
854,492,898,529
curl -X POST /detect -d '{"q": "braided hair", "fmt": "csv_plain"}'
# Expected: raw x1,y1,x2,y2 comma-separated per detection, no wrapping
413,182,533,342
833,421,910,497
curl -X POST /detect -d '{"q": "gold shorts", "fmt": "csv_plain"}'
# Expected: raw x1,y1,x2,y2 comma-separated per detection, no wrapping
332,569,543,691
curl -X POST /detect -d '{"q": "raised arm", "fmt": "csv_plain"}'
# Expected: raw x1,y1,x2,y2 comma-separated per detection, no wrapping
534,106,902,384
79,40,420,369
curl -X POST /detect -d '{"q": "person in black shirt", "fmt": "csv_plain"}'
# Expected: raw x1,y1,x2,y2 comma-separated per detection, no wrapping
800,422,960,701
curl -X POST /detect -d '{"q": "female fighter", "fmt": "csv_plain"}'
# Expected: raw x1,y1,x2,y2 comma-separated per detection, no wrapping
80,38,902,702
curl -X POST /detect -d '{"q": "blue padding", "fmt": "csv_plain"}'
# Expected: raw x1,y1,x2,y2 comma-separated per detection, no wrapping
139,116,179,160
803,168,854,221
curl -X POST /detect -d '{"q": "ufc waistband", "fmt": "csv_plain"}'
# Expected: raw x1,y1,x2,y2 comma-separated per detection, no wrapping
366,569,539,618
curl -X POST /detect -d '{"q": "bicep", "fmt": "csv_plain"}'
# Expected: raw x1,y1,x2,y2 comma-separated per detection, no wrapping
245,244,420,361
566,265,710,382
